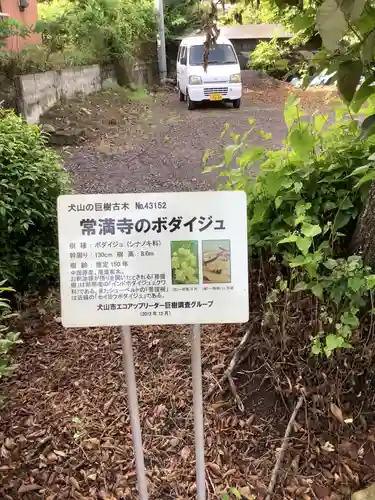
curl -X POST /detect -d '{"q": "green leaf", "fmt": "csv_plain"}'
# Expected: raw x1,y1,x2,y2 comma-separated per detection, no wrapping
294,281,309,292
340,0,367,20
340,198,354,210
333,212,351,230
348,276,363,292
324,334,345,357
323,201,337,211
236,147,265,168
324,258,338,269
360,114,375,139
293,13,315,31
34,20,47,33
289,255,307,267
284,96,299,128
278,234,298,244
314,114,328,133
295,201,311,218
229,488,242,499
202,150,212,165
312,336,322,355
203,163,224,173
351,76,375,113
224,145,238,166
363,30,375,64
317,0,348,51
275,196,283,209
347,164,371,177
366,275,375,289
355,170,375,186
337,60,363,104
312,282,324,299
230,133,241,145
264,175,284,197
220,122,230,138
275,58,289,69
289,129,314,159
296,235,312,255
301,223,321,238
251,201,269,223
330,285,344,305
341,311,359,328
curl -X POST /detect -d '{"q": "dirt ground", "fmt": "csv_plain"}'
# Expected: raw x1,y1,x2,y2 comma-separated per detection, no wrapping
1,72,367,500
40,70,337,195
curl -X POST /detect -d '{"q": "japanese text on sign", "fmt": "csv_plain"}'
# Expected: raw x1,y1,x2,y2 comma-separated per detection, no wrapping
58,192,249,327
80,216,225,236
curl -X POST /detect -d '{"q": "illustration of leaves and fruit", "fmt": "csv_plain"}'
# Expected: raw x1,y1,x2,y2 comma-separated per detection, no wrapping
171,242,199,285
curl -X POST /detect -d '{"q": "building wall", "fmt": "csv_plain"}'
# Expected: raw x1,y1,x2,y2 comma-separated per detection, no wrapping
0,0,41,52
231,39,258,69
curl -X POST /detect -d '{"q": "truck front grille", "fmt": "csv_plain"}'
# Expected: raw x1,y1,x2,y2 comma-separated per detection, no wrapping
203,87,229,96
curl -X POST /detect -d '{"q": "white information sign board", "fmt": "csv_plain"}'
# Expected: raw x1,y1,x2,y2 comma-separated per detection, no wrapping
57,191,249,327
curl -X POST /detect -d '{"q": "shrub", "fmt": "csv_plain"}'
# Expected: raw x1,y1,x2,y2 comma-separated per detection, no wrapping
204,97,375,356
0,45,100,79
0,283,21,378
0,18,30,49
0,109,71,287
249,38,311,80
37,0,156,65
248,39,290,77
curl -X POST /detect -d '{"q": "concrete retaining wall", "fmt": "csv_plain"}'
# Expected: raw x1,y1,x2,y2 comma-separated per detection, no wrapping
15,64,113,124
15,60,153,124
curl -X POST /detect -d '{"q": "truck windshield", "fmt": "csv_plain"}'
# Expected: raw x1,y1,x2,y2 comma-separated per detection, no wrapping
189,44,237,66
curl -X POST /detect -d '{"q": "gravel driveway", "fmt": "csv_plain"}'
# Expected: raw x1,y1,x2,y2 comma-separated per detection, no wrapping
64,71,289,194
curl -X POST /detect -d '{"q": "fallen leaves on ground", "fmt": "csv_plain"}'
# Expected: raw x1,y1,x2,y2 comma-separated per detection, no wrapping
1,297,374,499
241,70,337,109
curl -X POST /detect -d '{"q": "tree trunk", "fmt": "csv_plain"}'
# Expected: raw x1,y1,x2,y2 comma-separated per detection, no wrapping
351,181,375,268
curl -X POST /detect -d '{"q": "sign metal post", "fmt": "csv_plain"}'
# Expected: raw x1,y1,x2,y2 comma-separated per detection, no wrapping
121,326,149,500
191,323,206,500
57,191,249,500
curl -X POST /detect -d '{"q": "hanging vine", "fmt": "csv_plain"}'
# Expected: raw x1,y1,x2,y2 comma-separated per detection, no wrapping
201,0,220,71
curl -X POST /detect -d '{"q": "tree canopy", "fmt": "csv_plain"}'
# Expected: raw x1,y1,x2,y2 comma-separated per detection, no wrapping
164,0,201,39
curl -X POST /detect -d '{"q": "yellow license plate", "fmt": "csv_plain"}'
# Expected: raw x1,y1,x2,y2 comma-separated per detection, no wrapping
210,93,223,101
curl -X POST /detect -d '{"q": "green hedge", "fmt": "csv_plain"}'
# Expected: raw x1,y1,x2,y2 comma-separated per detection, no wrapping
0,110,71,287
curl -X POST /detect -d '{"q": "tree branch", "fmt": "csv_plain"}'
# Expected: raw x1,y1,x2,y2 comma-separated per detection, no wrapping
265,395,304,500
204,327,251,401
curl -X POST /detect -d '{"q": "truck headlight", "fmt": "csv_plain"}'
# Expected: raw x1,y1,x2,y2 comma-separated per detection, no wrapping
230,73,241,83
189,75,202,85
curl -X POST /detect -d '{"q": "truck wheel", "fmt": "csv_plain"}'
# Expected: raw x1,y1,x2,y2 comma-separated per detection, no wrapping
233,98,241,109
187,92,196,110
